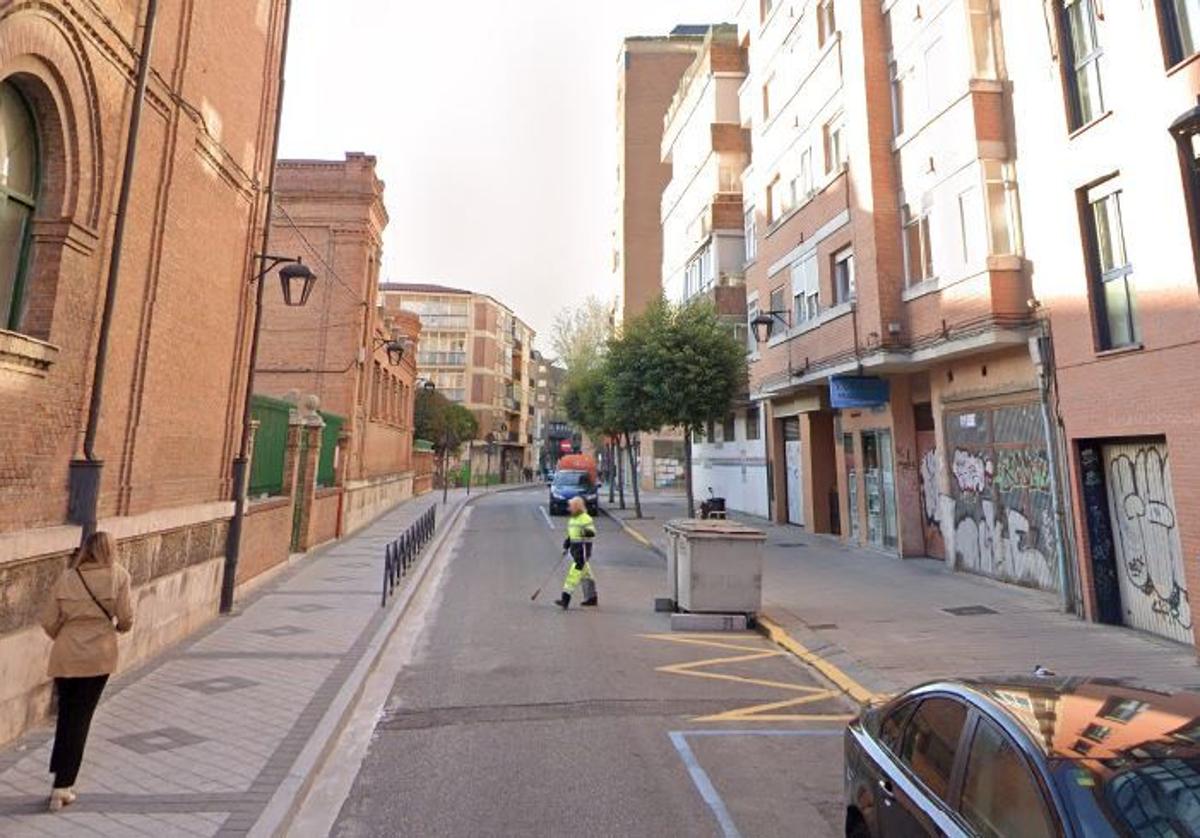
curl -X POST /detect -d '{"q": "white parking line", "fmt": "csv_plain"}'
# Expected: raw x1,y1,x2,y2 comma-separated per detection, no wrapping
538,505,555,530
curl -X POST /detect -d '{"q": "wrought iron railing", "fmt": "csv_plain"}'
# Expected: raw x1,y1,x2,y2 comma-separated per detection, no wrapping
381,506,437,606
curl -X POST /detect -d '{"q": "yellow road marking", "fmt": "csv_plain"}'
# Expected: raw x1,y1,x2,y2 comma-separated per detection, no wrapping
756,615,877,705
641,632,854,724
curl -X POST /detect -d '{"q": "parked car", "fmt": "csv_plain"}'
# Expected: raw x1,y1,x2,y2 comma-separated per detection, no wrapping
548,470,598,516
844,675,1200,837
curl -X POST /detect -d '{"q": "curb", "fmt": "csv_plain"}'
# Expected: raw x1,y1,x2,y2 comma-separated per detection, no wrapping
253,485,526,837
755,613,877,707
601,507,666,558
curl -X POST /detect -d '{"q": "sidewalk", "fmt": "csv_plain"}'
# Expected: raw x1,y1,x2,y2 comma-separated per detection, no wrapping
0,487,495,837
604,491,1200,698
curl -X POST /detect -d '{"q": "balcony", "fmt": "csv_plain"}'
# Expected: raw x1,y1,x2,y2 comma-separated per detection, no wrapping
418,314,469,330
417,351,467,367
441,388,466,403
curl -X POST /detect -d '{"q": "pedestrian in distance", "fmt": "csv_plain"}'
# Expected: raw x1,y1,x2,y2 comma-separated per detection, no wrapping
555,496,599,609
39,531,134,812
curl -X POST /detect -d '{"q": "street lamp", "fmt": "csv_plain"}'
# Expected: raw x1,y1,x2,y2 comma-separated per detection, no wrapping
220,253,319,614
372,336,406,366
751,310,790,344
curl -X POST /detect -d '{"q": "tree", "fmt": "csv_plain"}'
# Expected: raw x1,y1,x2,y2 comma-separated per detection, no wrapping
604,300,672,519
551,296,614,373
415,389,479,494
562,364,625,508
646,299,747,518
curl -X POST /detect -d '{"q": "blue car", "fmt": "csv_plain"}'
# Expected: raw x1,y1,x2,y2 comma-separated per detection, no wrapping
548,470,598,516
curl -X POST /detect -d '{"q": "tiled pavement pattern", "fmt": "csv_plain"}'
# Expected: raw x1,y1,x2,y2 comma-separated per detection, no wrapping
0,489,478,837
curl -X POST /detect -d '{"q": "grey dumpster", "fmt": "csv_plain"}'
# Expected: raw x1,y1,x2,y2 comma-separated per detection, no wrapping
663,519,765,615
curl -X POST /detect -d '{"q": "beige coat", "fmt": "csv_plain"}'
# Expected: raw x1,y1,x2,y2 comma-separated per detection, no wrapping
39,562,134,678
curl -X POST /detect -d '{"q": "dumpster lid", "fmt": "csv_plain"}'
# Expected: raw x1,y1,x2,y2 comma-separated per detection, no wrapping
663,518,766,540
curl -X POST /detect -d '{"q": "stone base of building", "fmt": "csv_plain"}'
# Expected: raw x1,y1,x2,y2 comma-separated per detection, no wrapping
343,472,415,535
0,507,229,748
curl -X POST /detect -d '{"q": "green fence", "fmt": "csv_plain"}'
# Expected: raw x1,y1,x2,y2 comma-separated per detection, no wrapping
249,395,291,497
317,411,345,487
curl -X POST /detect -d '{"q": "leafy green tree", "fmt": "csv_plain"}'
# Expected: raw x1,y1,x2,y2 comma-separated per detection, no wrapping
647,299,747,518
604,300,672,518
415,389,479,489
551,296,614,374
562,364,626,508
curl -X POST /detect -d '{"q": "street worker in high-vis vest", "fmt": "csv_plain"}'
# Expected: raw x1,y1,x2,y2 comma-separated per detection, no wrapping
555,496,598,609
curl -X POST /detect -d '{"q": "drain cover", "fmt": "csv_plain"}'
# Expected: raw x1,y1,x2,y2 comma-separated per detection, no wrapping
943,605,998,617
808,623,838,630
775,542,806,548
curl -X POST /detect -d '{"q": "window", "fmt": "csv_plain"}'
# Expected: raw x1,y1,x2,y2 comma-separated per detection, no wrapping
745,406,761,440
762,76,773,122
760,0,775,23
903,206,934,284
799,147,813,198
897,698,968,801
924,38,953,111
0,81,39,332
958,185,984,265
1100,697,1149,723
791,255,819,324
833,247,855,304
1085,180,1138,348
1162,0,1200,65
984,161,1021,255
1083,723,1112,742
823,113,846,174
744,207,758,263
960,719,1055,838
817,0,836,47
768,285,786,336
1061,0,1105,129
767,175,783,225
891,65,908,137
746,300,759,351
880,701,918,754
723,414,737,442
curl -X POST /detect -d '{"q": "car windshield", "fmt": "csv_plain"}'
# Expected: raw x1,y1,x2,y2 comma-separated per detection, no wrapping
1050,757,1200,836
553,471,592,489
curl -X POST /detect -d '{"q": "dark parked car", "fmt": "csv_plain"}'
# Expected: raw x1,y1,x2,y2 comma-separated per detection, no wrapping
844,675,1200,837
548,470,598,516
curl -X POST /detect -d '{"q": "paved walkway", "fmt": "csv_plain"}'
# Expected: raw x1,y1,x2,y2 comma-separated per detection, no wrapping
605,491,1200,698
0,487,495,837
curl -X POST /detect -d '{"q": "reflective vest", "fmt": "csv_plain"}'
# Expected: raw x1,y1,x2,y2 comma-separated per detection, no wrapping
566,512,596,544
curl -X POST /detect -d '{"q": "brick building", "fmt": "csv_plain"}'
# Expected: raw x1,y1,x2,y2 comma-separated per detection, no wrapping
253,154,423,545
379,283,536,482
1001,0,1200,645
0,1,287,744
613,28,708,491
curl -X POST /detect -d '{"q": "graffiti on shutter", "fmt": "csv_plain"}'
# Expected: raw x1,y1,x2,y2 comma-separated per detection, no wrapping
943,403,1058,591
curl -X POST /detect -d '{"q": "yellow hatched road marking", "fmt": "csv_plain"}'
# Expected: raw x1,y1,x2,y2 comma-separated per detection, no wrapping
640,633,854,723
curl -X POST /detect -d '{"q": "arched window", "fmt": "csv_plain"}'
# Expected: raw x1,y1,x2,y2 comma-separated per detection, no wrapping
0,81,39,332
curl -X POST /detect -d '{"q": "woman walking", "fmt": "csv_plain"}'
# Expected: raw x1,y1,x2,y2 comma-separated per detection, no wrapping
554,496,599,609
39,531,134,811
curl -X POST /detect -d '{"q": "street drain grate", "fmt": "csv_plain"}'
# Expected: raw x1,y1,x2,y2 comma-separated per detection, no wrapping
943,605,999,617
775,542,806,548
808,623,838,630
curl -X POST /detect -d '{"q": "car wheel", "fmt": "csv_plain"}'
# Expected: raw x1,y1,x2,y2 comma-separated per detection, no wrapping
845,808,871,838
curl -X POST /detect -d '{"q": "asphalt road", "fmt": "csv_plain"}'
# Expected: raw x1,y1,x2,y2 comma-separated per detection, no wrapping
331,490,854,837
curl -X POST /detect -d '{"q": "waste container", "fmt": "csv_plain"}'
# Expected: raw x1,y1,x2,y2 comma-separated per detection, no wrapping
663,519,765,615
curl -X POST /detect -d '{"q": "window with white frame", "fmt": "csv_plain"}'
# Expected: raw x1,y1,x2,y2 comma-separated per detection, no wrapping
957,185,985,265
768,285,786,337
983,160,1022,255
800,147,814,198
833,247,855,304
760,0,775,23
762,74,774,121
791,255,819,324
767,175,784,225
903,205,935,284
1084,179,1138,349
924,37,953,112
744,207,758,263
823,113,846,174
1060,0,1105,129
746,300,759,351
817,0,836,47
1162,0,1200,65
891,64,909,137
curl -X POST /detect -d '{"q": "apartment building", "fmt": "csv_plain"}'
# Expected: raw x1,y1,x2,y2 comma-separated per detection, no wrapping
658,25,767,516
531,350,569,474
739,0,1051,587
998,0,1200,645
380,283,536,481
0,1,287,744
255,154,422,542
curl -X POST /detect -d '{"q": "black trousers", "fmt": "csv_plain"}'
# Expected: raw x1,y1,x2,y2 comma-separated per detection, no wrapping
49,675,108,788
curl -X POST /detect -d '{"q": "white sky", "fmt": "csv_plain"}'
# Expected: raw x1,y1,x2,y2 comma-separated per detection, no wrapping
278,0,737,347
